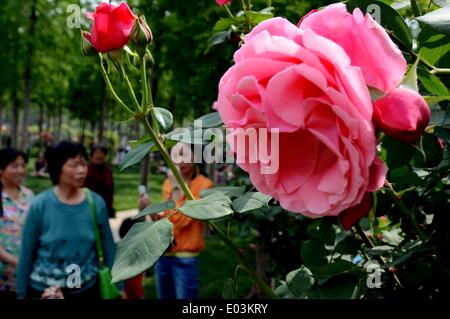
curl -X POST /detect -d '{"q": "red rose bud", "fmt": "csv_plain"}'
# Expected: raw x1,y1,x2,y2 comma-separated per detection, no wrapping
339,192,373,231
373,87,430,143
84,2,137,53
131,16,153,55
81,31,96,56
216,0,232,6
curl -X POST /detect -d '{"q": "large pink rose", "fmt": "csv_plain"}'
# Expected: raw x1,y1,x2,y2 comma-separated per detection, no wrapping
83,2,137,53
298,3,406,93
216,17,387,218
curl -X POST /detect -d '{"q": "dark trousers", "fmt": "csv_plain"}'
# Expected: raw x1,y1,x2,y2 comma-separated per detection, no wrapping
155,256,199,299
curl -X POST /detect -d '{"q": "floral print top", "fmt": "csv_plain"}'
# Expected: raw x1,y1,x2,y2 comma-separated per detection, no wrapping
0,186,34,292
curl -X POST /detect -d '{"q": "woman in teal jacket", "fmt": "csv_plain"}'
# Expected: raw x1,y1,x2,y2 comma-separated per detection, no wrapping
16,142,118,299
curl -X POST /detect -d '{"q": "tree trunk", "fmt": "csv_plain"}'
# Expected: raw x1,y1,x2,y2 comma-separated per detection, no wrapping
45,106,51,132
20,0,38,150
98,90,107,144
11,92,20,149
90,120,96,144
0,99,4,148
80,119,86,145
38,104,44,138
52,112,58,140
54,102,62,142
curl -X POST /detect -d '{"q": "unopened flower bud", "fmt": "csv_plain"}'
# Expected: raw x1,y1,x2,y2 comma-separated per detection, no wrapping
373,87,430,143
131,16,153,56
81,31,97,56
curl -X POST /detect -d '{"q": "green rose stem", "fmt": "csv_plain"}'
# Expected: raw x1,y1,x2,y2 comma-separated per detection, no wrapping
144,53,161,136
387,31,450,75
138,50,159,135
140,53,148,112
410,0,422,16
139,116,278,298
119,61,141,111
430,68,450,75
224,4,234,19
426,0,433,13
384,181,426,242
99,54,134,115
102,48,277,299
241,0,247,11
354,224,404,289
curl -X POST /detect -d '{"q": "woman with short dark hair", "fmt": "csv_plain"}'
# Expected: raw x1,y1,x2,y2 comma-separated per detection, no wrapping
16,141,119,299
0,148,34,299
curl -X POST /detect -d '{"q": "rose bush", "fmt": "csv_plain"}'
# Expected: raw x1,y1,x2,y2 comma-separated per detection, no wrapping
215,14,389,218
81,0,449,299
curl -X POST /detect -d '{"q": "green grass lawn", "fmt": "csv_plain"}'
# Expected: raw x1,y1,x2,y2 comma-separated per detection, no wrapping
110,166,166,212
23,159,254,298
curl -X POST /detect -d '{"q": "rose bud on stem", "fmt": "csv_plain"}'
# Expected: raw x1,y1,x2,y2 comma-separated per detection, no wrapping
373,87,431,143
81,31,96,56
131,16,153,56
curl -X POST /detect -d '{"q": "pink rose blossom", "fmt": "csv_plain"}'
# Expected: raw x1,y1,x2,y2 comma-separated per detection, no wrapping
216,17,387,218
298,3,406,93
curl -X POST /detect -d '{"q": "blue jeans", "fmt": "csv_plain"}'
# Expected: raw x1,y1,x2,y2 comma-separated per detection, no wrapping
155,256,199,299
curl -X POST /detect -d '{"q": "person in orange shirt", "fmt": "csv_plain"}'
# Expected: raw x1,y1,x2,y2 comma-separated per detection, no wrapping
139,143,213,299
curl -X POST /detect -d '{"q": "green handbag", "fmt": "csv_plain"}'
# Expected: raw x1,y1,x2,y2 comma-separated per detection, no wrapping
85,188,122,299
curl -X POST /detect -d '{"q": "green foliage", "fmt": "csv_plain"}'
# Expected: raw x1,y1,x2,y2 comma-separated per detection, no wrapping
416,7,450,35
418,23,450,68
119,140,155,172
301,240,328,270
306,219,336,246
417,66,449,96
201,186,247,198
195,112,224,128
115,0,450,300
132,200,176,220
382,136,417,169
232,192,272,213
178,193,234,220
206,8,274,51
285,266,314,298
308,274,360,299
153,107,174,131
6,0,450,300
112,219,173,283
